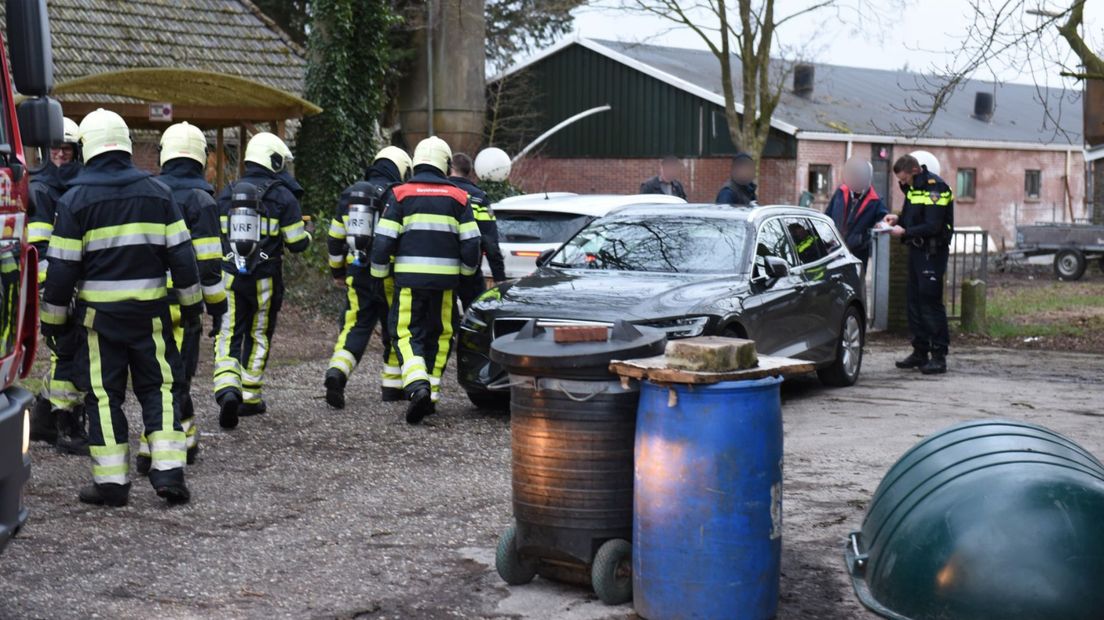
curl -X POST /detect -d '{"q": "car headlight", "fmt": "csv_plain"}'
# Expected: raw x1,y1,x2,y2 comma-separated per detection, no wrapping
460,311,489,333
640,316,710,339
22,408,30,455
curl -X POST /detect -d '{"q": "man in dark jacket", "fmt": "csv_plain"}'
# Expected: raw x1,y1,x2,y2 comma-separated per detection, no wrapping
42,108,202,507
370,137,481,425
324,146,412,409
449,152,506,309
715,152,758,205
213,133,310,428
824,157,889,269
639,156,687,199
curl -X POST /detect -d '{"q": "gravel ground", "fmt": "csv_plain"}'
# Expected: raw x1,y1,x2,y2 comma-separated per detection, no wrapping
1,317,1102,619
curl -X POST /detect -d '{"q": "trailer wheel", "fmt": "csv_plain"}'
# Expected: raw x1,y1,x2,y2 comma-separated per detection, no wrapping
1054,250,1086,281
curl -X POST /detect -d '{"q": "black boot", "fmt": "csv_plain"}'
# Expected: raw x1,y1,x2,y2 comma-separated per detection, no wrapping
187,444,200,466
29,396,57,444
218,392,241,429
921,352,947,375
238,400,267,417
155,481,191,506
136,452,151,476
406,387,434,425
55,407,90,456
79,482,131,507
324,369,347,410
381,387,405,403
895,349,929,370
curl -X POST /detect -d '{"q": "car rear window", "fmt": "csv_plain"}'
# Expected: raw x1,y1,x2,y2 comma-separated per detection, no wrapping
550,216,749,274
496,210,593,243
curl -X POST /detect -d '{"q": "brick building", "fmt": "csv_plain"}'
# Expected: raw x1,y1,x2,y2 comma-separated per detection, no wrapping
494,38,1087,247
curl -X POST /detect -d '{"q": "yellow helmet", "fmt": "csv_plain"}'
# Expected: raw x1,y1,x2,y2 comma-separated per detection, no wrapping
412,136,451,175
245,132,293,173
159,122,208,167
374,146,412,180
61,117,79,145
79,108,132,161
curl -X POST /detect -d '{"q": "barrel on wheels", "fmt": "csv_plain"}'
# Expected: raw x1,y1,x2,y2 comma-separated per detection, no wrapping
847,419,1104,620
633,377,784,620
490,320,666,605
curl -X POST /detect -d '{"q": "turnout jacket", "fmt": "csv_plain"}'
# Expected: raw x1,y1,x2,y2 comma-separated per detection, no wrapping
448,175,506,282
370,167,482,291
899,166,955,250
824,185,889,262
158,159,227,316
328,160,404,281
40,152,202,332
28,160,81,282
217,163,311,279
716,180,758,206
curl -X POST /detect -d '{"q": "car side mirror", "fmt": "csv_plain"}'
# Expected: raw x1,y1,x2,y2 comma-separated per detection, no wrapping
764,256,790,279
536,248,555,267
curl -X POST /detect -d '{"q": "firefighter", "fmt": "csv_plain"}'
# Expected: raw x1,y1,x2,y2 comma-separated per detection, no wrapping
134,122,226,474
324,146,412,409
213,133,310,428
370,137,481,424
41,108,201,506
448,153,506,310
885,154,955,375
27,117,88,454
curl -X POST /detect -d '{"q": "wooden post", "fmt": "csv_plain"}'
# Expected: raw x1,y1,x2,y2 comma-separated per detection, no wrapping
275,120,286,139
237,125,246,178
960,280,987,334
215,127,225,191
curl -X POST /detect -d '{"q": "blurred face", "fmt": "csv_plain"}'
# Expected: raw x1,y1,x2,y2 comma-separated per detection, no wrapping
732,159,755,184
843,161,871,190
50,144,74,167
659,159,681,182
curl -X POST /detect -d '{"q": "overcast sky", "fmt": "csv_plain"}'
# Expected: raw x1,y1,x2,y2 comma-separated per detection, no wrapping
570,0,1103,87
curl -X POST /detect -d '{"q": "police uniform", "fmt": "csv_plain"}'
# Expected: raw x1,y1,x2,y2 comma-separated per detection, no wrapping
41,108,201,506
897,165,954,373
213,133,310,428
325,148,410,408
448,175,505,309
370,137,481,424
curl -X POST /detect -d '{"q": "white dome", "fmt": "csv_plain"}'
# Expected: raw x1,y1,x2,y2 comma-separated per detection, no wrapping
909,150,941,176
475,147,512,182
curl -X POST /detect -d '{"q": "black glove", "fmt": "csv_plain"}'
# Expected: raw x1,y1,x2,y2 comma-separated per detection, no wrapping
208,313,225,338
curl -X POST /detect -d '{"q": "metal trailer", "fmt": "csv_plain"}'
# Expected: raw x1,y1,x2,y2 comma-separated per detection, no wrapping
1006,223,1104,281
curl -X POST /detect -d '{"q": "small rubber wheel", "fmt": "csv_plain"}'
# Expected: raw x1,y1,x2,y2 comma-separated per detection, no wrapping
495,524,537,586
591,538,632,605
1054,249,1086,281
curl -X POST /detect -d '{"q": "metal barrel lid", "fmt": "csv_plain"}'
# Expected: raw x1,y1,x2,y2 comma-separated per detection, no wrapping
490,319,666,378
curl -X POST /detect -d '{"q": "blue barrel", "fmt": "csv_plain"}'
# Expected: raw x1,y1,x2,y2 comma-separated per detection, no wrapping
633,377,784,620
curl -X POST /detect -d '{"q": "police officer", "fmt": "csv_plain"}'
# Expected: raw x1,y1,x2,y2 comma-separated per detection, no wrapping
27,117,87,454
448,153,505,309
41,108,202,506
715,152,758,205
213,133,310,428
370,137,481,424
324,146,412,409
134,122,227,473
885,154,954,375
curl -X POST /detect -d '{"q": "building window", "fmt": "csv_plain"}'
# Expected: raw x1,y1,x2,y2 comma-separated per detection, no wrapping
807,164,832,197
956,168,976,200
1024,170,1041,200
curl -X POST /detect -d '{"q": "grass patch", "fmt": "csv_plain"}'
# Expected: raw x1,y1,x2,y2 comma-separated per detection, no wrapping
984,280,1104,340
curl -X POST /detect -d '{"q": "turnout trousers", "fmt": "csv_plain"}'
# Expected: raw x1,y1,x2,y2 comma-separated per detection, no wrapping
388,286,458,402
74,306,187,490
45,331,82,411
213,272,284,406
328,275,400,393
140,301,202,461
906,245,950,355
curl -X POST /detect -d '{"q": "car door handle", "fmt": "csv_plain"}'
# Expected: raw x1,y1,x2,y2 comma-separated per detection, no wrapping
830,273,843,282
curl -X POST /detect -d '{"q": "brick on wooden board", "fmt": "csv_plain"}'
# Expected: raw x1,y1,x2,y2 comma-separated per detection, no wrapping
553,325,609,343
665,337,758,371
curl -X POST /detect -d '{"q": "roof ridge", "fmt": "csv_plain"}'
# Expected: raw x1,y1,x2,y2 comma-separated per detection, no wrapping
237,0,307,58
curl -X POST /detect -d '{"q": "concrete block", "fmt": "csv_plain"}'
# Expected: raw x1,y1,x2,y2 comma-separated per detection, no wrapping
665,337,758,372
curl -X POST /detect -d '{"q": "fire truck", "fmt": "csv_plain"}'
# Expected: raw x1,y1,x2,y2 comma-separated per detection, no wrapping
0,0,65,555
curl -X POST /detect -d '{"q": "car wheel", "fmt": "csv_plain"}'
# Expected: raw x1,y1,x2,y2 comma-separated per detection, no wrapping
1054,249,1086,281
466,389,510,411
817,306,864,387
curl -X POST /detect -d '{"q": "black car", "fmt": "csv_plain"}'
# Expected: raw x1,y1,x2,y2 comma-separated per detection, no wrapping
457,204,866,409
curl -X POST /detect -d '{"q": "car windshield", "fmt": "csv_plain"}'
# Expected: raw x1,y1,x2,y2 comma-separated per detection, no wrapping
496,210,593,243
550,216,748,273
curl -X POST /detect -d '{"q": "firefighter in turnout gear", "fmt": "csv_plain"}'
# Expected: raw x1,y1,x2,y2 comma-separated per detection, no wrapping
134,122,227,475
214,132,310,428
28,116,88,454
325,146,412,409
886,154,955,375
448,153,506,309
370,137,481,424
41,109,201,506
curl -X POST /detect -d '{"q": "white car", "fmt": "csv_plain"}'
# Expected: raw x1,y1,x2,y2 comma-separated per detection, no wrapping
488,193,687,279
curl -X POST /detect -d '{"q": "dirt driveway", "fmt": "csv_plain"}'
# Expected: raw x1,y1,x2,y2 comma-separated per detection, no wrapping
1,323,1101,619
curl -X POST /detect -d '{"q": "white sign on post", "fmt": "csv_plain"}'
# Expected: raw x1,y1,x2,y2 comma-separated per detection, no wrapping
149,102,173,122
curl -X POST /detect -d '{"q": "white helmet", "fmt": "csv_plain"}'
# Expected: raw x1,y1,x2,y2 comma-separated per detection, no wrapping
374,146,412,180
474,147,512,182
412,136,451,175
245,132,293,173
79,108,132,161
159,122,208,167
61,117,79,145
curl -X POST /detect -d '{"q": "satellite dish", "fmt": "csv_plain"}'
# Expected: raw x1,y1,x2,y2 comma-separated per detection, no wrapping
475,147,512,182
909,150,941,176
